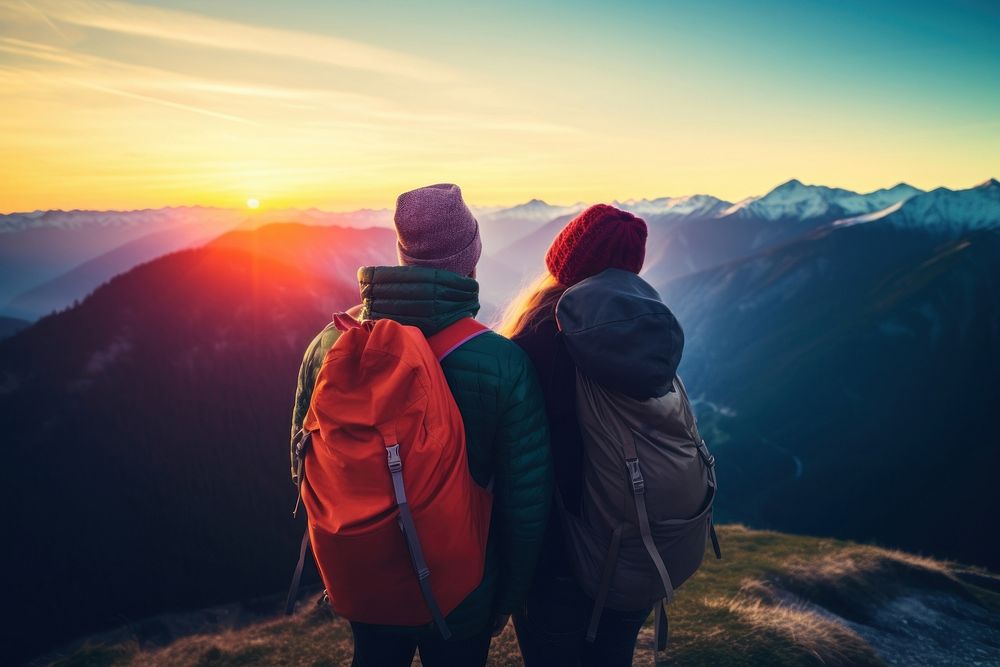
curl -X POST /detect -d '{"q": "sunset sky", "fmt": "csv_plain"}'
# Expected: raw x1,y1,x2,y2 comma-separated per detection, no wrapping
1,0,998,212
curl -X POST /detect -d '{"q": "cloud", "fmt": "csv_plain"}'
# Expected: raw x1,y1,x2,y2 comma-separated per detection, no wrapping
0,36,579,134
0,36,384,122
76,81,257,124
7,0,458,82
15,0,66,36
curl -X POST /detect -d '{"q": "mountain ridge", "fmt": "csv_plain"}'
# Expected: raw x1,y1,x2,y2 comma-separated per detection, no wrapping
836,178,1000,233
0,224,398,663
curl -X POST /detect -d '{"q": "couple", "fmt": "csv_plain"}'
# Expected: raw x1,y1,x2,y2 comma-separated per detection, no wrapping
289,183,717,667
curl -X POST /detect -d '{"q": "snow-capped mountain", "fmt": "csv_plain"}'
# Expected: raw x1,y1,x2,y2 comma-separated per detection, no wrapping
472,199,585,255
613,194,732,219
862,183,925,210
724,179,923,222
473,198,584,225
4,179,994,323
844,179,1000,234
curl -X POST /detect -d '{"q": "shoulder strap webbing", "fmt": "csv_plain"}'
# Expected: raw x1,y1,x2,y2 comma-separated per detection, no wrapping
382,430,452,639
426,317,489,361
623,433,676,603
284,528,312,615
585,524,623,642
285,429,314,615
655,598,669,651
710,519,722,560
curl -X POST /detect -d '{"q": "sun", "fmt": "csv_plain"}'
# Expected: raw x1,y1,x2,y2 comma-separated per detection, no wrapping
246,198,260,209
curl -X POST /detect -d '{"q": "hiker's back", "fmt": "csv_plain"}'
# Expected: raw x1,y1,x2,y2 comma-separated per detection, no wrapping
555,268,720,649
296,315,493,634
289,265,552,643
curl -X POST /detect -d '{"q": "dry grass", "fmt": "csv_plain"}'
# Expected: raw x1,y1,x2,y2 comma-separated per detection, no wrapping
48,525,1000,667
765,545,972,626
701,579,880,666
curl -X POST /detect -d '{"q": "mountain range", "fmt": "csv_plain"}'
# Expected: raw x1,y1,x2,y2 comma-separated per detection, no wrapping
0,178,942,324
0,206,393,320
1,178,997,663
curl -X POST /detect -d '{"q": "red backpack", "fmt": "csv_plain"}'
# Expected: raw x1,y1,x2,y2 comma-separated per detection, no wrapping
286,313,492,638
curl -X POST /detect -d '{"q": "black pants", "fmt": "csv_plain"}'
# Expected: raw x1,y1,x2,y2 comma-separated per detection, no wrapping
513,575,652,667
349,621,492,667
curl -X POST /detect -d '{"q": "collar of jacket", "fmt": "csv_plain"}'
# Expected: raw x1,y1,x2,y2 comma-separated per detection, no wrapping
357,265,481,337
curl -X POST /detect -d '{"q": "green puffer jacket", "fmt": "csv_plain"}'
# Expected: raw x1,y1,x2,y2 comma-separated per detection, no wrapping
290,265,553,639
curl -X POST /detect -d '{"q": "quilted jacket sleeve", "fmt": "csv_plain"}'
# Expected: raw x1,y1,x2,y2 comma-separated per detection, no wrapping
491,345,554,613
290,323,341,481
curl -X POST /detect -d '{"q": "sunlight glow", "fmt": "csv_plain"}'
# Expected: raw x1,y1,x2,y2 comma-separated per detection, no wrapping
0,0,996,211
246,198,260,209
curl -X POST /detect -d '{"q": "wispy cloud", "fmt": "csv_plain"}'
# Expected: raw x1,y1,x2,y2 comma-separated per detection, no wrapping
16,0,65,36
0,36,579,134
0,35,385,122
10,0,458,82
0,0,589,210
76,81,256,124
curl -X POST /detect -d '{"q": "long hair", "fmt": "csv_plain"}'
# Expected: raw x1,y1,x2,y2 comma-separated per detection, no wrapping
496,272,567,339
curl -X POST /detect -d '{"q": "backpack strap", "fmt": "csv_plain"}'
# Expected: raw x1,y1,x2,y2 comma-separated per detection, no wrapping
655,598,669,651
585,524,623,642
624,433,675,654
709,519,722,560
381,427,452,640
622,433,676,604
426,318,489,361
285,429,314,615
694,434,723,560
284,528,312,615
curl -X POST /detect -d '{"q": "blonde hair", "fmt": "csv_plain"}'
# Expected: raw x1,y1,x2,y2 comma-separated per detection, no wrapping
496,272,567,339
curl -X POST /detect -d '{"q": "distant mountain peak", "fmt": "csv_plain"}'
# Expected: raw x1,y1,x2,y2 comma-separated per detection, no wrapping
731,180,923,223
838,180,1000,232
774,178,806,190
475,199,585,228
501,198,572,211
613,194,731,219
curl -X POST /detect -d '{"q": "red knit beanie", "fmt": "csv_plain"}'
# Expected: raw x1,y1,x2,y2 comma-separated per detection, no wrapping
545,204,647,286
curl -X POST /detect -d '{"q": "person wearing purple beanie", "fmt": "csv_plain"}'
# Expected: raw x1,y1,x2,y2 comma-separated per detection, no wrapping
290,184,553,667
393,183,483,277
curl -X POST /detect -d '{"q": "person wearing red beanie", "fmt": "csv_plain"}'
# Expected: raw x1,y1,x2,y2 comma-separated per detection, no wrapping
545,204,648,286
497,204,651,667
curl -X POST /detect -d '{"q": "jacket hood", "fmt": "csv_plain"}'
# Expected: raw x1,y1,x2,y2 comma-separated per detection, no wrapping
555,268,683,399
358,265,480,336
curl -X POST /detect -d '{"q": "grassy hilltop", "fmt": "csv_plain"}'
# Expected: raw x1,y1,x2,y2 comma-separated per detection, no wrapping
45,526,1000,667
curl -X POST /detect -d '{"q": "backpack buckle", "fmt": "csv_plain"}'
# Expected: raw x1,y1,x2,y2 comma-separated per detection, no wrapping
625,458,645,495
386,444,402,473
294,431,311,460
697,440,716,467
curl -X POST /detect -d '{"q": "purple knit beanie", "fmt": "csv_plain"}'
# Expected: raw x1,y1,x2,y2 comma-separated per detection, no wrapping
394,183,482,277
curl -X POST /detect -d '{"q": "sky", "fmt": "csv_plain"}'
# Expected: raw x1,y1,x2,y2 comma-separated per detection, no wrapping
1,0,998,212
